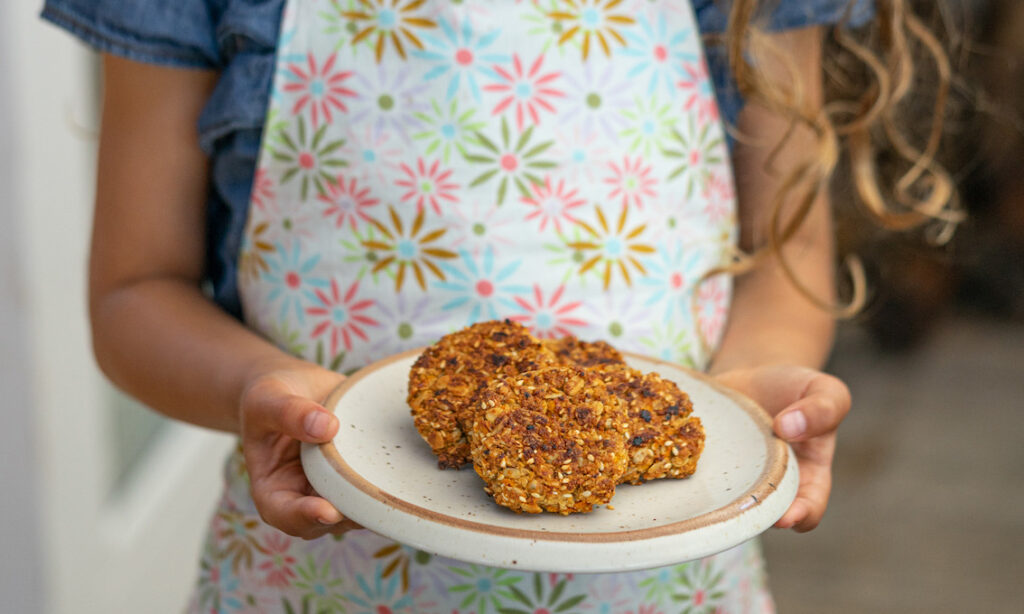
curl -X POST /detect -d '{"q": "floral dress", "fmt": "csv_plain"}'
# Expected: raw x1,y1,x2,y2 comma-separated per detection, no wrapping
188,0,772,612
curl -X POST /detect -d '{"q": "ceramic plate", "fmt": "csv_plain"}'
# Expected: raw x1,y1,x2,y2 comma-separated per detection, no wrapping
302,348,797,573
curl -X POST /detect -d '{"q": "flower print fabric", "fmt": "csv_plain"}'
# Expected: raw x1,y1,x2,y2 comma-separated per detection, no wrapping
190,1,772,611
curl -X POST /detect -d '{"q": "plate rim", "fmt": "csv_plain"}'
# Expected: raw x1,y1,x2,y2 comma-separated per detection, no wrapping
313,347,790,543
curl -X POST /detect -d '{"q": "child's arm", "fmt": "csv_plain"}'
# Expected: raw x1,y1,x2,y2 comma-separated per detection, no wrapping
708,26,852,532
90,55,354,538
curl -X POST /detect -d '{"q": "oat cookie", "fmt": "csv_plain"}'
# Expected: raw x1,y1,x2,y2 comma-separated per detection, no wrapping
599,365,705,485
543,335,625,369
407,320,557,468
469,366,630,514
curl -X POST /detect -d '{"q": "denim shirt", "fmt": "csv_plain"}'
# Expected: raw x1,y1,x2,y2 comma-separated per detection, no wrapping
42,0,872,320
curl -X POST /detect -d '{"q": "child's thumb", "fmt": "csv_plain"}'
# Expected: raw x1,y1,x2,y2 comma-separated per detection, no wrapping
248,393,339,444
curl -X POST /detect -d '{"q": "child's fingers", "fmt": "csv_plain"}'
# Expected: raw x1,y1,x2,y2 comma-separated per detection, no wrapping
775,451,834,531
256,488,348,540
773,373,851,442
247,392,339,444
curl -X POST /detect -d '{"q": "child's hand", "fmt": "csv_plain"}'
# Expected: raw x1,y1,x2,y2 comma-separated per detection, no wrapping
239,364,362,539
714,365,851,532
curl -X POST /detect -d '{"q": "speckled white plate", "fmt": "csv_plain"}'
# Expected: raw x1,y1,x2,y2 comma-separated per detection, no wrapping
301,348,797,573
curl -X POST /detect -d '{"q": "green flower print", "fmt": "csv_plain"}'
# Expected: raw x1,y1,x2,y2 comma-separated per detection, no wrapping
663,115,724,198
282,594,335,614
269,320,309,357
464,117,556,205
620,95,675,158
314,338,347,372
640,321,697,368
413,98,486,164
293,555,347,613
672,561,727,614
498,573,587,614
269,116,347,201
448,565,523,614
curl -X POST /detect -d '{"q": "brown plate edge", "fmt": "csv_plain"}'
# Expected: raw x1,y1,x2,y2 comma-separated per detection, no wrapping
315,348,791,544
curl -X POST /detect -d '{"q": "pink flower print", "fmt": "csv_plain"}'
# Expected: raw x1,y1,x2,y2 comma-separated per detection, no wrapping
552,125,609,183
510,284,586,339
625,606,666,614
522,176,585,233
318,175,380,229
696,274,729,350
677,58,720,123
250,168,275,211
307,279,379,356
604,155,658,210
581,575,631,611
396,158,460,215
702,170,735,226
257,532,297,589
341,123,404,185
283,52,357,128
485,53,564,130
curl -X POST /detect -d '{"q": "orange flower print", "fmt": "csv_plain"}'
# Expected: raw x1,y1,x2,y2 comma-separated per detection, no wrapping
363,205,457,291
549,0,635,59
214,510,267,574
569,204,655,288
239,221,275,282
344,0,437,62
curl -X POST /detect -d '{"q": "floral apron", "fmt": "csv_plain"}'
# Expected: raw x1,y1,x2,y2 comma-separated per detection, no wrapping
188,1,773,612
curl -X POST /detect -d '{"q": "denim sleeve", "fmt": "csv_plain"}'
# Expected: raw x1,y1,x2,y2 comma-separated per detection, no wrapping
694,0,875,128
41,0,223,68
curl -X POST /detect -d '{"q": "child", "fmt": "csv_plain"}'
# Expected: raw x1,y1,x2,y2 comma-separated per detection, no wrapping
42,0,953,611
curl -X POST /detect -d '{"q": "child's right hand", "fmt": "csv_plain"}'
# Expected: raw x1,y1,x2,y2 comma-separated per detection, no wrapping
239,364,363,539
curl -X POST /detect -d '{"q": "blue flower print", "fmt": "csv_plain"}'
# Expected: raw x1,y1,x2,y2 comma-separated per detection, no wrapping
263,242,329,326
621,15,696,97
345,563,415,613
640,241,704,325
435,246,529,326
413,17,508,101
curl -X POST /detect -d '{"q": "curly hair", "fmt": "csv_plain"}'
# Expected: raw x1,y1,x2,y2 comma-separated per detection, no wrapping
711,0,963,318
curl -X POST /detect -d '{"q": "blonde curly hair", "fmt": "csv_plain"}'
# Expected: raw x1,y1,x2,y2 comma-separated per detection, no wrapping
712,0,963,318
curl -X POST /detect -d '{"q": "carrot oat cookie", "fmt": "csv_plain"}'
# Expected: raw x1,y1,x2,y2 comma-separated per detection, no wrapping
469,366,631,514
543,335,625,369
599,366,705,485
407,320,558,468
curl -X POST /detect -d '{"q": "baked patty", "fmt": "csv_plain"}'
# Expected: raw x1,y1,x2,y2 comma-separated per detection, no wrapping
407,320,558,468
543,335,626,369
599,365,706,485
469,366,630,514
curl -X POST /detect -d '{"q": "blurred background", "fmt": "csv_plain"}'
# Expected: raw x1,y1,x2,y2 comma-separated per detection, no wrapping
1,0,1021,612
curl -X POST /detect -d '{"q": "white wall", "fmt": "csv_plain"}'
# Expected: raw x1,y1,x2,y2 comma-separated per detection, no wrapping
3,2,235,612
0,1,44,610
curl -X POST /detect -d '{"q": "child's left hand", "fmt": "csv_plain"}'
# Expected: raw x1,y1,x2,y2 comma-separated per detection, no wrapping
715,365,851,532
